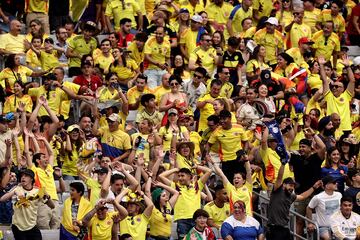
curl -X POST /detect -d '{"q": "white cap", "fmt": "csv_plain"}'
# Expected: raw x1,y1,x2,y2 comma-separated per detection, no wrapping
191,14,203,23
353,56,360,66
266,17,279,26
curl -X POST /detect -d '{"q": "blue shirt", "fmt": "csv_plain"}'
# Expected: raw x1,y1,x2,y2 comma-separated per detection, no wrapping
321,166,348,193
221,215,263,240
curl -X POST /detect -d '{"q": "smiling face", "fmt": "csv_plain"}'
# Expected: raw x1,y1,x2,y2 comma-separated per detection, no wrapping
69,129,79,140
232,201,246,219
233,173,245,187
329,149,341,164
179,143,191,157
213,100,224,113
258,84,268,97
30,21,41,34
169,79,180,92
174,55,184,67
330,82,344,97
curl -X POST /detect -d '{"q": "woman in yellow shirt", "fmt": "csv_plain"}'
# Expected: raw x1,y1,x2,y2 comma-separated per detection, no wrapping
3,80,33,114
109,47,140,91
146,180,179,240
213,98,237,123
307,59,322,91
171,55,190,81
275,0,294,32
0,54,46,94
25,19,49,43
246,45,269,85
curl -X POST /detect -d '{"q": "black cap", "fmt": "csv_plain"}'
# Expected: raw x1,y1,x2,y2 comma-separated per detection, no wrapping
219,110,232,119
260,69,272,82
94,167,109,174
322,175,336,186
19,169,35,179
283,177,296,185
299,139,312,147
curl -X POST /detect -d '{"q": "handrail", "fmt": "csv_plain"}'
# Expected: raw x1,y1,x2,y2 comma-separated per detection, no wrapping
253,191,320,240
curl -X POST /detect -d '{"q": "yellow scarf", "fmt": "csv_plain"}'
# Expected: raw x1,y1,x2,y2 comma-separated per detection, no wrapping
61,196,92,236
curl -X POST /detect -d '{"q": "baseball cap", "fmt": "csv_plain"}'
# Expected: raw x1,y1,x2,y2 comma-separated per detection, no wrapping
265,17,278,26
299,138,312,147
260,69,272,82
322,175,337,186
179,8,189,14
94,167,109,174
168,108,178,115
353,56,360,66
107,113,121,123
67,124,80,132
191,15,203,23
298,37,314,45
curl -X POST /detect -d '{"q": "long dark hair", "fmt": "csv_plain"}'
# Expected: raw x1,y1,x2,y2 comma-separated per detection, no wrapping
112,47,127,68
5,54,17,69
29,19,45,38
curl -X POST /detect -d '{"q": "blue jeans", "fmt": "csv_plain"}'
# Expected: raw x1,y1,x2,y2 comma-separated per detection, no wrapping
176,219,194,239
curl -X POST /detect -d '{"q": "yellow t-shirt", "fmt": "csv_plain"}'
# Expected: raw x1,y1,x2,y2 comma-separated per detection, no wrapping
144,36,171,70
197,93,219,133
208,124,249,161
3,94,33,113
26,49,41,68
159,126,189,152
39,50,59,71
0,33,25,54
120,214,149,240
307,73,322,90
86,178,101,207
25,33,50,44
190,46,217,76
60,82,80,119
0,66,33,92
286,47,308,69
246,59,270,75
154,86,171,104
128,42,145,67
110,59,138,83
190,131,202,156
225,182,253,216
253,0,273,21
12,186,42,231
62,143,80,177
179,28,198,59
131,132,151,164
287,23,312,49
67,35,97,68
205,2,233,25
94,53,114,73
90,212,119,240
304,8,321,33
253,28,284,65
149,205,173,237
319,9,346,34
324,90,352,131
28,86,67,116
105,0,141,30
203,201,230,227
172,180,204,221
126,86,154,111
312,30,340,61
30,164,58,200
25,0,48,13
176,153,199,170
180,2,205,16
135,109,163,126
276,10,293,31
231,6,253,35
98,127,132,157
259,147,294,183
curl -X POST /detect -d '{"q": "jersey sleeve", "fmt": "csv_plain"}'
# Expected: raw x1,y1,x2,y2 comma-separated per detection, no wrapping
221,221,234,239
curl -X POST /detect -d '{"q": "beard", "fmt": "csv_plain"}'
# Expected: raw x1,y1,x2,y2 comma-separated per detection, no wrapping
323,128,335,136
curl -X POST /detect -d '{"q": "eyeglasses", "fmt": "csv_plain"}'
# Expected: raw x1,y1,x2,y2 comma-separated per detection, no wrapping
222,72,230,75
170,82,179,86
331,85,342,89
193,74,203,79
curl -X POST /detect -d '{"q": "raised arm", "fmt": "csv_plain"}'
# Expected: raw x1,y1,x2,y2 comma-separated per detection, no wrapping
100,169,112,198
158,168,179,186
342,55,355,95
196,165,212,185
37,135,55,166
27,100,42,130
273,163,285,191
142,192,154,218
40,97,59,139
153,181,179,208
111,195,128,221
318,56,329,94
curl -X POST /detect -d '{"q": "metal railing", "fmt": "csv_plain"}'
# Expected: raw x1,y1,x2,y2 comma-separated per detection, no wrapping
253,191,320,240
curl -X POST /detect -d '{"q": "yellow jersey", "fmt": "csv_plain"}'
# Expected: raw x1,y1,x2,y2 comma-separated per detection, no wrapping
28,86,67,116
319,9,346,34
304,8,321,33
312,30,340,61
149,205,173,237
144,36,171,70
30,165,58,200
190,46,217,75
197,93,219,133
0,66,33,92
127,86,154,111
3,94,33,113
25,0,48,13
253,28,284,65
120,214,149,240
324,90,352,131
67,35,97,68
105,0,141,30
203,201,230,227
225,181,253,216
287,22,312,49
90,212,119,240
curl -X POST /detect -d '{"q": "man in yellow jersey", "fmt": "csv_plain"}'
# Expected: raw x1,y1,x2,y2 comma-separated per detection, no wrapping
25,0,50,34
154,72,171,104
197,79,222,133
180,14,204,62
206,66,233,99
144,26,171,89
285,7,312,49
105,0,143,32
189,33,219,76
26,134,60,230
205,0,233,35
303,0,321,33
312,21,340,66
128,32,148,68
66,21,98,77
317,0,346,39
253,0,273,22
207,110,249,181
0,20,26,55
286,37,314,69
180,0,205,16
159,166,212,239
127,74,154,111
254,17,284,67
203,184,230,235
319,56,355,133
226,0,253,37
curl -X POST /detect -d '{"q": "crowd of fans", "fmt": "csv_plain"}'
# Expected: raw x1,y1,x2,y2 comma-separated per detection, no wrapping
0,0,359,239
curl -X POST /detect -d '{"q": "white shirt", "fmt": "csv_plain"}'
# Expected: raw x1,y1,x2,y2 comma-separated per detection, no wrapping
330,210,360,240
308,191,342,227
183,80,207,110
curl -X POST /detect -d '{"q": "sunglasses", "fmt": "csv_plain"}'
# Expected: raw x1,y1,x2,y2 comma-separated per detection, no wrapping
193,74,203,79
222,72,230,75
282,0,290,2
170,82,179,86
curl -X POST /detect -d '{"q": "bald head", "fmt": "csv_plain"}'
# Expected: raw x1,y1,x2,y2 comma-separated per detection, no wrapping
162,73,171,87
330,113,340,129
10,20,22,35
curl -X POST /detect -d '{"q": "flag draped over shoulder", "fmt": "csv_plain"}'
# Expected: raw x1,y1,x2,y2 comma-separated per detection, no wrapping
69,0,89,22
264,120,289,164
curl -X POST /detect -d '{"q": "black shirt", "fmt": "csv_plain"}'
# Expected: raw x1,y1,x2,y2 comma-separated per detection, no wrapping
290,152,323,194
222,50,245,86
268,187,297,226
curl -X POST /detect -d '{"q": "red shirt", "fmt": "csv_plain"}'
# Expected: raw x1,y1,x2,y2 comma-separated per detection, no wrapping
73,75,102,95
117,32,135,48
347,4,360,35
